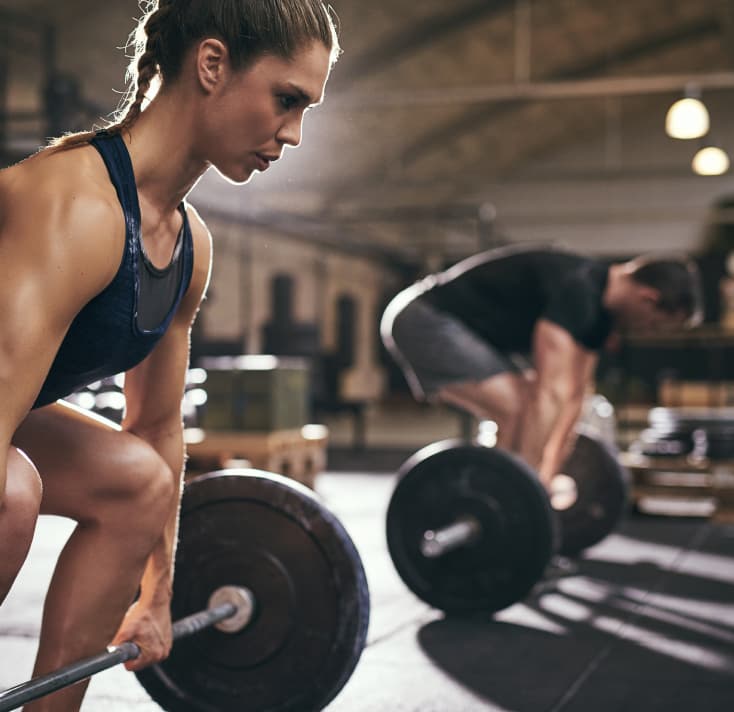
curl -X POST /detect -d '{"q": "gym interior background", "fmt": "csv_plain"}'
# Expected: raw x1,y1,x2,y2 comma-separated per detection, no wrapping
1,1,734,711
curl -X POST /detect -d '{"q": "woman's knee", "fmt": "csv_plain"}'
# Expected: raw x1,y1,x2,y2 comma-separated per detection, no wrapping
2,448,43,535
96,440,176,527
129,441,176,506
0,450,42,600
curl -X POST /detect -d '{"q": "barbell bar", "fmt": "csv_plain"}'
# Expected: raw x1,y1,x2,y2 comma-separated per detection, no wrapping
420,515,481,559
417,430,628,562
0,586,252,712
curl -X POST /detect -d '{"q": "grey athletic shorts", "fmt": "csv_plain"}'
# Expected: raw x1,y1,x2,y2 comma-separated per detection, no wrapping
380,283,517,400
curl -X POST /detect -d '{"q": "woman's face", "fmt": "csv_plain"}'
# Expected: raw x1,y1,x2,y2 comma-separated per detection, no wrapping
202,41,332,184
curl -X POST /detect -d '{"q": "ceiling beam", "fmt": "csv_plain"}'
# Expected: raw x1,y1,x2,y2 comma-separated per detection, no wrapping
331,70,734,109
323,14,722,204
400,16,722,168
330,0,515,87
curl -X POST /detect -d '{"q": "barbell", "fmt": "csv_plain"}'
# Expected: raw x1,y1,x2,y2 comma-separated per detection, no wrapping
0,589,251,711
0,469,370,712
385,428,629,615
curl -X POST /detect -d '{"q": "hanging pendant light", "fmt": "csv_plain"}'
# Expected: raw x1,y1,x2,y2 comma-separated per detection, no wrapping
665,89,710,139
692,144,730,176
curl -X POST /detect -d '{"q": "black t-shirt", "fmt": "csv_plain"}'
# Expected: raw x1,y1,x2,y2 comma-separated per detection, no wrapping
420,245,613,354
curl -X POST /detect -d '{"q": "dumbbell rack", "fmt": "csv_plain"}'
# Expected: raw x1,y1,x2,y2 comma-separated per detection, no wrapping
620,451,734,521
620,405,734,521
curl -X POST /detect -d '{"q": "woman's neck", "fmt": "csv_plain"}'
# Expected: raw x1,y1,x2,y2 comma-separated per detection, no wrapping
122,88,209,214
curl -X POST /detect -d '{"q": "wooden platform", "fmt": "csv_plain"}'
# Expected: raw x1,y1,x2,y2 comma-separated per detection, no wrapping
620,451,734,522
183,425,329,489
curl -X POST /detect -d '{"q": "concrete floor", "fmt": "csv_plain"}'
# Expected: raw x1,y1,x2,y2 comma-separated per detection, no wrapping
1,466,734,712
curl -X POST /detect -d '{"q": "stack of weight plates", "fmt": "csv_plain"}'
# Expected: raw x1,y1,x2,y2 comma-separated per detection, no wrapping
633,407,734,460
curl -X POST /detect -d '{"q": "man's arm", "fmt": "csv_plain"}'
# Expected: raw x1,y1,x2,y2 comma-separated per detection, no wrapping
113,208,211,667
517,319,597,487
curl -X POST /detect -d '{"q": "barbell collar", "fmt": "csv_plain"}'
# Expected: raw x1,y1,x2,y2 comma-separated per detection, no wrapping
208,585,256,633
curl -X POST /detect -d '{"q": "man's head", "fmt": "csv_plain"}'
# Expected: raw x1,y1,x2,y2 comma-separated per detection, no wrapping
605,254,704,332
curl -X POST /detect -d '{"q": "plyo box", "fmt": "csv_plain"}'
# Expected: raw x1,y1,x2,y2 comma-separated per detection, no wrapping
198,355,310,431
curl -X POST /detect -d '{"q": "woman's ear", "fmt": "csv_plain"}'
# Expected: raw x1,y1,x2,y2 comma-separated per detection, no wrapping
196,38,229,93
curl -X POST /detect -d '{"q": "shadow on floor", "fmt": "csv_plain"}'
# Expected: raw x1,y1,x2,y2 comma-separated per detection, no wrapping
417,545,734,712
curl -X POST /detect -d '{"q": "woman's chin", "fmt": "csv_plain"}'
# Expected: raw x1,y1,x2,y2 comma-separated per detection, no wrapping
213,165,256,186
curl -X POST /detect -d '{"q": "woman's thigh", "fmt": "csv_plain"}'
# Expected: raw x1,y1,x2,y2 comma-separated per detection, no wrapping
12,400,170,522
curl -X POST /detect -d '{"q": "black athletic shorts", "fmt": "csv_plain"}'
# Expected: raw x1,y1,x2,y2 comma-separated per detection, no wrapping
381,284,519,400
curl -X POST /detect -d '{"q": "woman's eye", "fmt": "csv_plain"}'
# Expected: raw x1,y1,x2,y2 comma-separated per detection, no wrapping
279,94,299,110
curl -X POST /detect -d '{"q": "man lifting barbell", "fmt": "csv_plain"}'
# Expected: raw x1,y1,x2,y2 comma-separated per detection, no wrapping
0,2,342,710
381,244,703,489
380,244,703,614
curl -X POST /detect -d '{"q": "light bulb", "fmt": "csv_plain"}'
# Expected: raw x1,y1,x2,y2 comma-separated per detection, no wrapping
665,97,710,139
692,146,730,176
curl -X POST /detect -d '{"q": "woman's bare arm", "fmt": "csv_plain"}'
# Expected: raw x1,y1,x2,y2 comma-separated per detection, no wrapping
119,206,212,627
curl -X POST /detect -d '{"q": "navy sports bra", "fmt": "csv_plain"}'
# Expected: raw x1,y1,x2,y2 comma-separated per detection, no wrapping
33,132,194,408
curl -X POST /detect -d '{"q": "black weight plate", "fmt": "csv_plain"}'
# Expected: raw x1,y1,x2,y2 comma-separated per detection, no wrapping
703,435,734,460
135,469,369,712
648,407,734,435
555,431,629,557
635,428,695,457
386,441,556,615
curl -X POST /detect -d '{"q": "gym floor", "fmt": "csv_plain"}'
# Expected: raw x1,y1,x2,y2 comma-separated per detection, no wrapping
1,405,734,711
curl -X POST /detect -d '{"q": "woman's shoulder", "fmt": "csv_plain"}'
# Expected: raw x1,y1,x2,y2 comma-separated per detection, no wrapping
0,143,127,290
2,144,125,245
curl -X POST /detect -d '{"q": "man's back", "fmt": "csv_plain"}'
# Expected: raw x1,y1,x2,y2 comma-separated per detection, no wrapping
421,244,611,353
